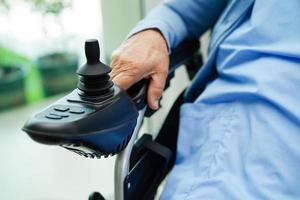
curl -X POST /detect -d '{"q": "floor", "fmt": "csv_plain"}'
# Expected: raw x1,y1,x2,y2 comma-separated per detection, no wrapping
0,96,115,200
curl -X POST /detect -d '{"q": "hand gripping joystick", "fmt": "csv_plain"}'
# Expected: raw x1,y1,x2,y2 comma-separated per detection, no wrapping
22,39,140,158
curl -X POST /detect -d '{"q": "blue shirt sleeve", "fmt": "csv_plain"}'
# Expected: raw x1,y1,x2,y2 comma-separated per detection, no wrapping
128,0,227,52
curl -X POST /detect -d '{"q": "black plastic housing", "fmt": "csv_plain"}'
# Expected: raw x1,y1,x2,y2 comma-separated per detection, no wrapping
23,87,138,157
23,39,139,157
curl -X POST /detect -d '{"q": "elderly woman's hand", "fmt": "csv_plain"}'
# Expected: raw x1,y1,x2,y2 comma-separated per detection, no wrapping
110,29,169,110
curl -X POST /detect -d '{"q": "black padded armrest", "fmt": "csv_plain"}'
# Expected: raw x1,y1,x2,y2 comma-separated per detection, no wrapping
169,39,200,74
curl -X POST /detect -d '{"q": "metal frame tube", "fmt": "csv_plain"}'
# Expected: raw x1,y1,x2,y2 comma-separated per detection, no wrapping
114,108,146,200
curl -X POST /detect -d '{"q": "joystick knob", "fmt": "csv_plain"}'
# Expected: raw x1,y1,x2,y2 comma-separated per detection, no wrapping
76,39,114,101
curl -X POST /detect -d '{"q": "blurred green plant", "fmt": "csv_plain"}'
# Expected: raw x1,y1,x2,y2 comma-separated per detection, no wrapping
0,46,44,103
0,0,75,103
0,0,9,12
0,0,72,15
26,0,72,15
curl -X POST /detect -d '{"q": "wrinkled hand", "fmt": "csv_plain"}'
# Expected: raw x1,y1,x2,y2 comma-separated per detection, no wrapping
110,29,169,110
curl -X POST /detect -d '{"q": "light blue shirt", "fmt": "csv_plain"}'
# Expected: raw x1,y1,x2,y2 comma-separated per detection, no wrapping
130,0,300,199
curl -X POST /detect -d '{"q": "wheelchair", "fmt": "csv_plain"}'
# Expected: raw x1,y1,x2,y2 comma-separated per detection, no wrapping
22,38,203,200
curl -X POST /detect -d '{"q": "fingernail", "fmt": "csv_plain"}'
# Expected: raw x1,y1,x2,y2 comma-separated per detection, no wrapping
154,100,159,110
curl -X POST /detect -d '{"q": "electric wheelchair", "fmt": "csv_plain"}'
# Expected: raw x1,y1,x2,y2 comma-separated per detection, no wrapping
22,38,202,200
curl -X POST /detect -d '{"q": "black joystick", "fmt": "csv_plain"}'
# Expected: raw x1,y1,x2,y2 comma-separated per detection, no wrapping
22,39,141,158
77,39,114,101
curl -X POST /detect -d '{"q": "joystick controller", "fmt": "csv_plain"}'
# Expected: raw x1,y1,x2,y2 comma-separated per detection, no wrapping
22,37,200,161
22,39,143,158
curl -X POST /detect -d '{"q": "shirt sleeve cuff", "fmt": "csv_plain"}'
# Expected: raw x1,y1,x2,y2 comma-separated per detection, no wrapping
127,4,189,53
127,20,172,53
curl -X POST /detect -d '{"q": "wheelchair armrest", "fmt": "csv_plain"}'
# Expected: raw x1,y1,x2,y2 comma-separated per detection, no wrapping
169,39,200,75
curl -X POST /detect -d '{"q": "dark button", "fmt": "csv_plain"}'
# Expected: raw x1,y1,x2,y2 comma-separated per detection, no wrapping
54,105,69,112
69,107,85,114
46,114,63,120
50,112,69,118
